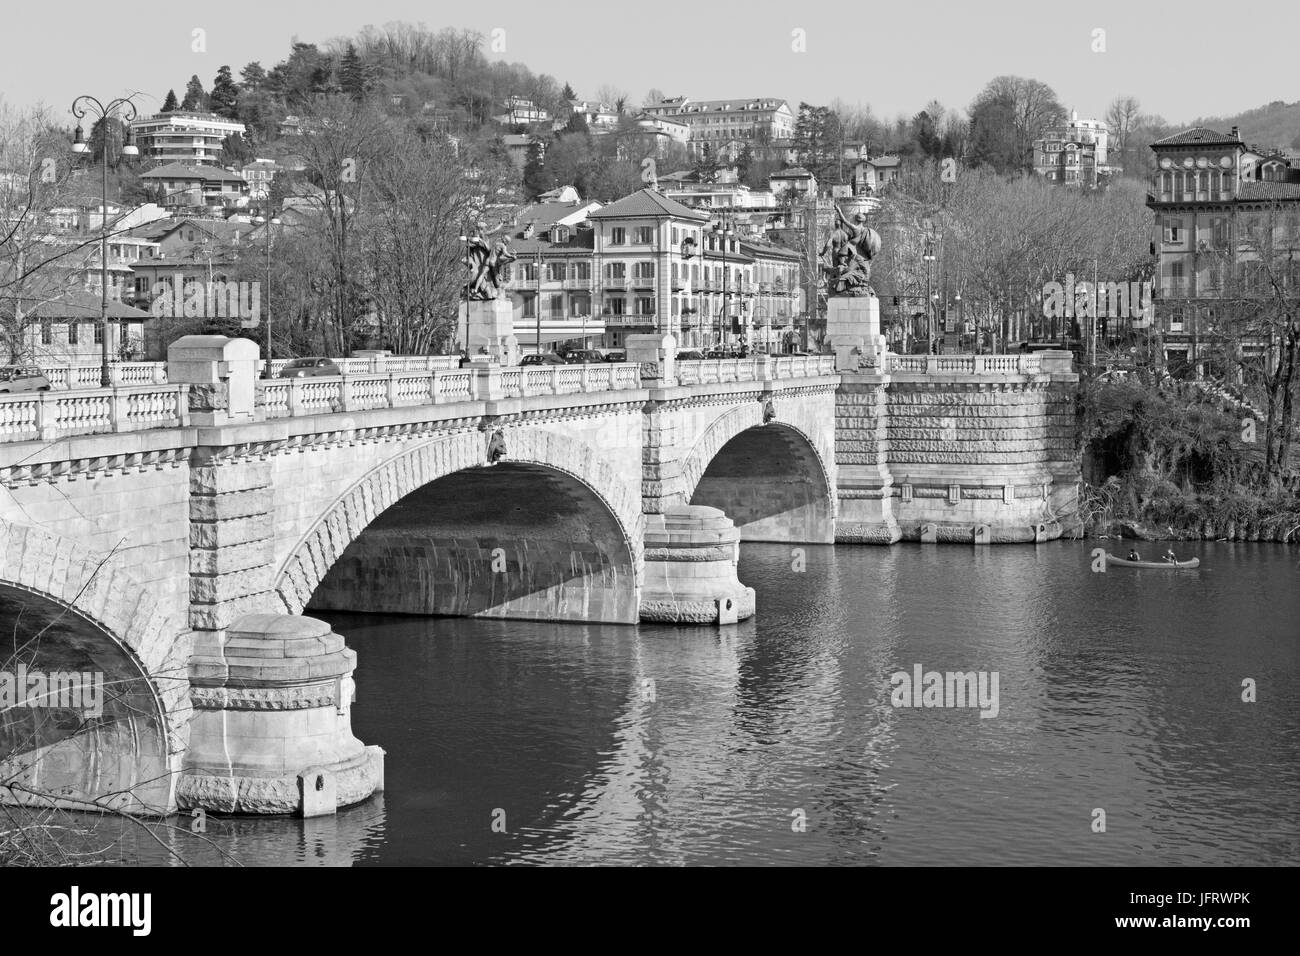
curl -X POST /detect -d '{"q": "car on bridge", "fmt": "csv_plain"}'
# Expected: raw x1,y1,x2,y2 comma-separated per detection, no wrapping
675,349,706,361
603,349,626,363
564,349,607,365
278,357,341,378
0,366,52,392
520,352,566,366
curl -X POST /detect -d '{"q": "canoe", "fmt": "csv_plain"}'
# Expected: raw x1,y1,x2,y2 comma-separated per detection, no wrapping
1106,553,1200,569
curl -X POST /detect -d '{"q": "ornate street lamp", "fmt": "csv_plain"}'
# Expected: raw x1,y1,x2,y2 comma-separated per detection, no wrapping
252,216,282,377
72,94,140,387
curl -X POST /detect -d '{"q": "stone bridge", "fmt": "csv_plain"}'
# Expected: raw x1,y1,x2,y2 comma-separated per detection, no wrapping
0,337,1078,818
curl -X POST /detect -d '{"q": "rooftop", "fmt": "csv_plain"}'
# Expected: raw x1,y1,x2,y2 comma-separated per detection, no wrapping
139,163,247,183
586,188,710,222
1151,127,1243,148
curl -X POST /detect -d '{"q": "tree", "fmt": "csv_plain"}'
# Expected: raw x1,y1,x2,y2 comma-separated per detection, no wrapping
161,89,179,113
522,138,555,199
644,88,666,106
693,143,719,184
596,85,628,111
968,75,1064,174
240,62,268,92
180,74,207,111
563,111,588,134
561,82,576,102
209,65,240,119
219,132,253,166
339,43,374,101
793,102,844,184
735,143,754,181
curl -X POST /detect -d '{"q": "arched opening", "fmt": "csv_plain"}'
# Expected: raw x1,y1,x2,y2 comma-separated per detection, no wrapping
0,585,170,814
690,423,833,543
307,463,639,623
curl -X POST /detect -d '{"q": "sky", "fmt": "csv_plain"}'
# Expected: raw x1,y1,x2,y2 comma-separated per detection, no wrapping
2,0,1296,126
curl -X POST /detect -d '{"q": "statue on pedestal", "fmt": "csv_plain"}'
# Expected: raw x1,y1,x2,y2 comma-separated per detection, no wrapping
820,203,881,297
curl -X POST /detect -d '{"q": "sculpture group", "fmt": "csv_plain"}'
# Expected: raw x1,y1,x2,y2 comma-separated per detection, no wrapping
464,235,517,300
820,204,882,297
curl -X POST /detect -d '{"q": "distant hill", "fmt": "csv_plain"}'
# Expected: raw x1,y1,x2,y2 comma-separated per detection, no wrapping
1187,100,1300,151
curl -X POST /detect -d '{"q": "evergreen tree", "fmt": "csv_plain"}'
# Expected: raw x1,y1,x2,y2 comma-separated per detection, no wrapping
693,143,719,184
339,43,371,100
522,139,556,199
563,111,588,134
161,89,179,112
561,82,576,102
180,75,206,111
793,102,843,184
209,65,240,119
240,62,267,91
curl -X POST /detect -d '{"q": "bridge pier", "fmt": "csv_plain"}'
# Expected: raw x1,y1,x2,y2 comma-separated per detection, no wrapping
179,613,384,815
639,505,754,625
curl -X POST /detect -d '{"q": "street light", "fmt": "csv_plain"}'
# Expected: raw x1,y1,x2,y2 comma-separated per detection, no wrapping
72,93,140,387
922,237,936,349
712,217,736,350
252,216,281,377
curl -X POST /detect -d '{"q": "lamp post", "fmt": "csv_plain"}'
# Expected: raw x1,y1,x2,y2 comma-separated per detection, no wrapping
922,235,936,350
713,216,735,350
71,94,139,387
252,216,281,377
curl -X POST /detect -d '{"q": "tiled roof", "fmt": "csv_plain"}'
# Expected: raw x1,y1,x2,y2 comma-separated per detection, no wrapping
3,291,152,320
139,162,246,182
1151,128,1241,147
771,166,813,178
1236,181,1300,201
586,188,710,221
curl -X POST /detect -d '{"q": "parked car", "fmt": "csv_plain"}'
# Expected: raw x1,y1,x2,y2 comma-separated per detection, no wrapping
520,352,566,366
675,349,706,360
0,366,51,392
278,357,341,378
604,349,627,363
565,349,606,365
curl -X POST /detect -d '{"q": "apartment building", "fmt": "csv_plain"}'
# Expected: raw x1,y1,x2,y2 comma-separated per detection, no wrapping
138,163,250,209
130,112,247,166
1147,126,1300,371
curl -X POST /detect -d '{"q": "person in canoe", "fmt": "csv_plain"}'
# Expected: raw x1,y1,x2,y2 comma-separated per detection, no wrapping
1127,548,1142,561
1163,548,1178,563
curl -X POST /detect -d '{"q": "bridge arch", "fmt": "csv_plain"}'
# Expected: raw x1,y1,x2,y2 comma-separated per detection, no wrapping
681,400,836,543
0,520,189,814
275,427,644,623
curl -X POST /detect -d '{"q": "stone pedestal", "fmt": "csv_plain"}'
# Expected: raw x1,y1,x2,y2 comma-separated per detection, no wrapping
626,332,676,385
826,296,882,371
167,334,260,426
462,299,517,365
178,613,384,815
638,505,755,624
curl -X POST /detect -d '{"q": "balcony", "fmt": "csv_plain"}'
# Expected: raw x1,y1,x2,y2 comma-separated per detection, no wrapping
563,277,593,290
604,276,628,289
1160,278,1189,297
630,274,656,288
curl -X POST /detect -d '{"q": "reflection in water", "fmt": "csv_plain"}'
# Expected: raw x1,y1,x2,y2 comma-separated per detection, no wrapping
98,541,1300,865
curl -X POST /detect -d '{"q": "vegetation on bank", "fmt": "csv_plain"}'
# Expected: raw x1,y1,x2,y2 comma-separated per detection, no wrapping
1076,374,1300,541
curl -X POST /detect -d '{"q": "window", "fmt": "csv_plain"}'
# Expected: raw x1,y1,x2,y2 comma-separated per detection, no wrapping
548,294,563,315
634,226,654,244
610,227,626,244
636,297,654,316
635,261,655,279
608,297,626,315
523,262,539,281
94,324,103,344
522,295,536,319
1163,218,1183,243
68,322,78,345
547,262,566,281
40,321,52,345
672,227,679,244
573,261,591,280
606,262,626,279
1169,307,1184,331
1170,261,1184,278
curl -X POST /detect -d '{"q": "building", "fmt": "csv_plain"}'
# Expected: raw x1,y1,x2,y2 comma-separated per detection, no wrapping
494,96,551,127
629,112,689,144
502,134,536,171
569,100,620,130
239,158,279,201
849,154,902,195
769,167,818,202
1033,110,1116,188
1147,126,1300,371
129,112,247,166
139,163,250,210
643,97,795,159
10,292,153,364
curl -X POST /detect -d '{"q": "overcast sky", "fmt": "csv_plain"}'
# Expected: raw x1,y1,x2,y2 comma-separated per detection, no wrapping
3,0,1294,126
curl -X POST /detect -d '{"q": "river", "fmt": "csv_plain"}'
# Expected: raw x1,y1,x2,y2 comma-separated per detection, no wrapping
116,540,1299,866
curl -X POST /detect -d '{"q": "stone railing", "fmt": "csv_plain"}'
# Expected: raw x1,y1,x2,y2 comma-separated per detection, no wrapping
40,362,168,390
264,355,460,376
674,355,837,385
0,384,190,443
885,353,1045,375
258,363,645,420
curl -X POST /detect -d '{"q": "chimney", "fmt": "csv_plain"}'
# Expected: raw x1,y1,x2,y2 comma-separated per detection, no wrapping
1231,126,1240,139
